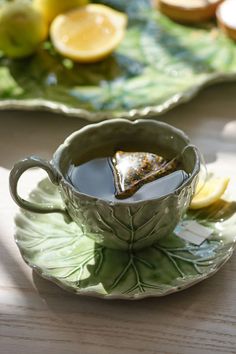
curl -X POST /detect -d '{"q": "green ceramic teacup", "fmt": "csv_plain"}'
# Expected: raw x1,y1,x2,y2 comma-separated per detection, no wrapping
10,119,200,251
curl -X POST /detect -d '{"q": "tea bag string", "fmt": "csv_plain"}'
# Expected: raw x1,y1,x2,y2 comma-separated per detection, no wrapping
179,144,208,196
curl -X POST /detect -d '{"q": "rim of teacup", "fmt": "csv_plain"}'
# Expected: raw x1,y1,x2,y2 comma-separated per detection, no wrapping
52,119,201,205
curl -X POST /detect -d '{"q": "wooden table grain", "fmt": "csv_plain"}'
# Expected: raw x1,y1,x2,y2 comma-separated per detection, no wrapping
1,82,236,354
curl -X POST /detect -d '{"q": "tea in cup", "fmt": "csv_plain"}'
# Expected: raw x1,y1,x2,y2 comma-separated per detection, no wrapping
10,119,200,251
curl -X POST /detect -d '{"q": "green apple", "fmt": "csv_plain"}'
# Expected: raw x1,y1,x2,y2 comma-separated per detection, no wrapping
33,0,89,23
0,0,48,59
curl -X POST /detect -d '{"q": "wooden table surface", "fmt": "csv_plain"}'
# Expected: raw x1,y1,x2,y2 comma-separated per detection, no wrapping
1,82,236,354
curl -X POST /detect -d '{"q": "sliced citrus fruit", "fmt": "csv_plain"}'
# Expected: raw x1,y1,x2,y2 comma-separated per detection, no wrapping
217,0,236,41
157,0,222,23
50,4,127,63
190,176,230,210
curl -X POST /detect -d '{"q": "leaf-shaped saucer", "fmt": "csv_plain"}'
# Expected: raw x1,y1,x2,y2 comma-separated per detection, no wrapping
15,178,236,299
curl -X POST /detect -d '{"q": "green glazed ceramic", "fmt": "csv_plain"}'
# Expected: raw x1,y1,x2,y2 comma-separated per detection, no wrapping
1,0,236,121
15,177,236,299
10,119,200,251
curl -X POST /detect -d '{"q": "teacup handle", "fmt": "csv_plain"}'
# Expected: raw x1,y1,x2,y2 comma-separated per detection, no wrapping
9,156,67,215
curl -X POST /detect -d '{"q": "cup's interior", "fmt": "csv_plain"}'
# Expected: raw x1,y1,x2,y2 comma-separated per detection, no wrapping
55,119,199,182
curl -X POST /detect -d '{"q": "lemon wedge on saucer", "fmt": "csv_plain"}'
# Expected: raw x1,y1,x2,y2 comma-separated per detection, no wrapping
190,176,230,210
50,4,127,63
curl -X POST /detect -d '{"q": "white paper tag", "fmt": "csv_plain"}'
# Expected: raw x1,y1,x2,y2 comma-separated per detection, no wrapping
174,220,213,245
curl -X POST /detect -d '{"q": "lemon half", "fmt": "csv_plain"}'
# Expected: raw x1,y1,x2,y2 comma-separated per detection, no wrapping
190,176,230,210
50,4,127,63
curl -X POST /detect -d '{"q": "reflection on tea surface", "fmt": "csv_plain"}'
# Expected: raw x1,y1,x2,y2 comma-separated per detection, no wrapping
67,151,189,202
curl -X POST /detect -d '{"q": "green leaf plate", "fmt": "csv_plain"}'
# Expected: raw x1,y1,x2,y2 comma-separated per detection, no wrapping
1,0,236,121
15,178,236,299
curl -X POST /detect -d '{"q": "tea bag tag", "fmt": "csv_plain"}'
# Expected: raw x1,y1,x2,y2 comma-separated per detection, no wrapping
174,220,213,245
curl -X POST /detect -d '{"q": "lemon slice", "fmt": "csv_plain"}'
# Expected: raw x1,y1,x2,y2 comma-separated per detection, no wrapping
50,4,127,63
190,176,230,210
